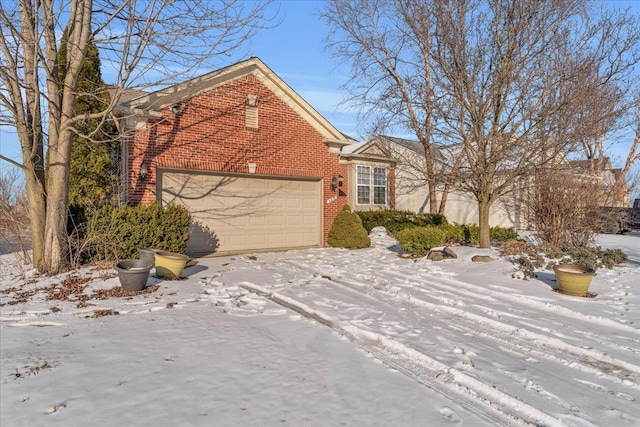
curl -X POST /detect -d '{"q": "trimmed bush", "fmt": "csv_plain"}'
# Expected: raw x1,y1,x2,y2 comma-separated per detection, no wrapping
490,226,518,242
434,224,517,245
600,248,627,269
439,224,465,243
328,205,371,249
396,226,446,256
356,210,447,234
502,242,628,279
82,203,191,261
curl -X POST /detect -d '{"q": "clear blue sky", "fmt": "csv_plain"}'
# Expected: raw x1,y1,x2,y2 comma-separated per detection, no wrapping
0,1,357,172
1,0,638,176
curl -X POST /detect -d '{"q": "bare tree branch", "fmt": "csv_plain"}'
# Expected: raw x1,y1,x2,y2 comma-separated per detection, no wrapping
0,0,277,273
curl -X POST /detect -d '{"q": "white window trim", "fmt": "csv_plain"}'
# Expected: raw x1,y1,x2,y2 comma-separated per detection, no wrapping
356,165,388,206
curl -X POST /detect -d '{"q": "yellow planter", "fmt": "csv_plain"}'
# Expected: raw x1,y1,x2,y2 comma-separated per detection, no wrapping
154,251,189,280
553,265,595,297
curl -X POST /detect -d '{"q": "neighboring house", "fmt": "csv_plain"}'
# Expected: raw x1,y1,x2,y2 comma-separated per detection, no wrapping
371,135,629,230
568,158,629,208
359,136,528,228
117,58,394,256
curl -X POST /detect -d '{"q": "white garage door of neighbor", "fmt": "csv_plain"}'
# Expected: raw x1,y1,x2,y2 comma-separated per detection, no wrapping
161,171,322,254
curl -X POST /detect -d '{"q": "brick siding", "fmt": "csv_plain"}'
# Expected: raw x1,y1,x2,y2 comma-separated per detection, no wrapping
127,75,348,245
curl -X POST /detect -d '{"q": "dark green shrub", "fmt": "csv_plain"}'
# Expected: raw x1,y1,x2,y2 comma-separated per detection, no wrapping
599,248,627,269
505,243,627,279
328,205,371,249
567,246,599,271
356,210,447,234
441,225,465,244
462,225,480,244
541,245,567,260
67,204,88,236
396,226,446,256
491,226,518,241
511,256,536,280
84,203,191,261
446,224,516,244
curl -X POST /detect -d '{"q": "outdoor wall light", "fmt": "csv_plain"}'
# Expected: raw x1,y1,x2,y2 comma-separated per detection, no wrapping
139,163,148,179
330,175,338,191
171,104,180,114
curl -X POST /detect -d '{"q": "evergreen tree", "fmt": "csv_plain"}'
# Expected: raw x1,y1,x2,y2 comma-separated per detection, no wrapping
58,29,118,208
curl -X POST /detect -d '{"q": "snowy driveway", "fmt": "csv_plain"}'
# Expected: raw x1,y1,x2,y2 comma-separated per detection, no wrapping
201,229,639,426
1,230,639,426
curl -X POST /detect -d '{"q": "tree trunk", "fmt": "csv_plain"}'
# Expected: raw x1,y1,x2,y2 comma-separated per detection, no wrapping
39,0,93,274
24,165,46,268
478,199,491,248
18,0,47,270
428,181,438,214
43,139,71,273
438,183,452,215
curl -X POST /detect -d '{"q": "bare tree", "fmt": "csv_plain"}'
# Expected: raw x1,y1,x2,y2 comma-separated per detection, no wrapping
529,168,614,248
324,0,640,248
322,0,459,215
0,166,31,260
437,0,640,248
0,0,274,273
613,93,640,203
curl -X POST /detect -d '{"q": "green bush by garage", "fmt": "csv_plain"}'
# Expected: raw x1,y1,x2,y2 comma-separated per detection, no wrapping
394,223,517,256
356,210,448,234
71,203,191,262
328,205,371,249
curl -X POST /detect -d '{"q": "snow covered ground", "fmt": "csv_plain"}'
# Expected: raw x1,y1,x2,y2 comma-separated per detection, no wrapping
1,230,639,426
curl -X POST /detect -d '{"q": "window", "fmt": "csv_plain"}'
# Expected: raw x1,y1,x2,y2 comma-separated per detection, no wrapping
357,165,387,205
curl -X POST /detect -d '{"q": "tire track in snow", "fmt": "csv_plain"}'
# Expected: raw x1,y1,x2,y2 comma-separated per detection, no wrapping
266,259,640,420
284,257,640,358
314,267,640,388
394,267,638,332
240,282,565,427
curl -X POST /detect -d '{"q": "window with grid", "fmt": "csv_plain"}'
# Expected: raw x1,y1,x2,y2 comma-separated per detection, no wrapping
373,167,387,204
357,165,387,205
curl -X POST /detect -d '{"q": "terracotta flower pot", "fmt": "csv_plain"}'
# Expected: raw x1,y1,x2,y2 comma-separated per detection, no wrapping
154,251,189,280
553,264,595,297
115,259,152,291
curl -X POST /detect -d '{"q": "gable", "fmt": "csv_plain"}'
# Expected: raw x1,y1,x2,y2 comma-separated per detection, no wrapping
358,143,388,157
120,57,349,147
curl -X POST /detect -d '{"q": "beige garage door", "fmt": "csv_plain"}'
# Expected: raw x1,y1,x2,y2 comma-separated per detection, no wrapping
160,171,322,255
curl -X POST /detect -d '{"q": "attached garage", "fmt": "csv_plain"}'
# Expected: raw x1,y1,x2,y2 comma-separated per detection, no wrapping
160,170,322,255
121,58,365,255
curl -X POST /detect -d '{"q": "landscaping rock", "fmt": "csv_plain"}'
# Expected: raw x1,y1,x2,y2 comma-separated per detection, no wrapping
427,251,444,261
472,255,494,263
443,247,458,259
427,246,458,261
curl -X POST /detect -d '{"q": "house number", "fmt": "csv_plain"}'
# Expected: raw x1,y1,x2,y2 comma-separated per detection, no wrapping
326,195,338,204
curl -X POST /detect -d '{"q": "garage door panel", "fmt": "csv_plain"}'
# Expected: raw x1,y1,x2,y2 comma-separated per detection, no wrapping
268,216,284,227
162,172,321,254
301,215,317,226
250,216,267,227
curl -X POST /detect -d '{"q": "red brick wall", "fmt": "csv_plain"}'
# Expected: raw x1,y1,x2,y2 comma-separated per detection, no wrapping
127,74,348,245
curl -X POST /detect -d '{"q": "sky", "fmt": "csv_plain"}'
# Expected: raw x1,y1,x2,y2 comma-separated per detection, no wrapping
1,0,639,178
0,0,358,173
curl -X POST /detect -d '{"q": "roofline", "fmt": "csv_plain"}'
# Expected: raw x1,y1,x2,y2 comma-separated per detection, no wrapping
340,152,397,166
119,57,348,141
